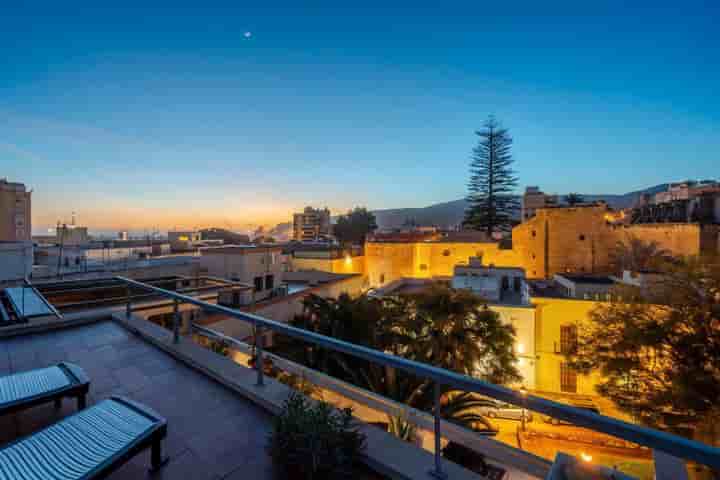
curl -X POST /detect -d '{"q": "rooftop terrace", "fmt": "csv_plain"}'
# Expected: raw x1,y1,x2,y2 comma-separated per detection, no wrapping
0,321,275,479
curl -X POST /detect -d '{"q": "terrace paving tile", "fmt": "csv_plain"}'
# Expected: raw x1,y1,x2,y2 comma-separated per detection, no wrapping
0,321,275,480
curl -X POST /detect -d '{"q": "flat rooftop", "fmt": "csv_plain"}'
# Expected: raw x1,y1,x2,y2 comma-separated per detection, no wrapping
0,321,275,479
556,274,616,285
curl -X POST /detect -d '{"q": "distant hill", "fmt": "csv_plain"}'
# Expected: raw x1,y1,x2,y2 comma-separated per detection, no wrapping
371,184,669,229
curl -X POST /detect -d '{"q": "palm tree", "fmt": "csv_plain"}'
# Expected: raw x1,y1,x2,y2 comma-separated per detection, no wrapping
565,193,585,206
272,287,520,433
401,285,520,384
610,234,671,273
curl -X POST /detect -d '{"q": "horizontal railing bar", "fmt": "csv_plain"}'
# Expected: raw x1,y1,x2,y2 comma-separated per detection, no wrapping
116,275,720,469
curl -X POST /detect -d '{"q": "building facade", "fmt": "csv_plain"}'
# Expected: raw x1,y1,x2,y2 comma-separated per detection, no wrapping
521,186,558,222
199,245,284,302
293,206,331,242
452,259,529,305
0,241,33,284
168,231,201,252
0,179,31,242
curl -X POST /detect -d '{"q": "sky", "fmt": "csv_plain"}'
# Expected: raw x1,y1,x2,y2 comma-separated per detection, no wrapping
2,1,719,234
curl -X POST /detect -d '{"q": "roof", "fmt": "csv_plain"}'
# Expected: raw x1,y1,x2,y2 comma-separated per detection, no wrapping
283,270,357,284
199,245,282,255
556,274,615,285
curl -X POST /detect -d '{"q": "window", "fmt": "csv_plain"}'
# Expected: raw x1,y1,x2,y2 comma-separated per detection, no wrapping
560,362,577,393
265,274,274,290
253,276,263,292
379,274,385,284
579,234,586,241
531,230,536,237
419,264,428,271
560,324,578,354
442,249,451,257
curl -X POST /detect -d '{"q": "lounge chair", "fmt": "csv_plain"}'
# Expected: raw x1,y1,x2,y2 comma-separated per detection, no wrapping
0,396,168,478
0,362,90,415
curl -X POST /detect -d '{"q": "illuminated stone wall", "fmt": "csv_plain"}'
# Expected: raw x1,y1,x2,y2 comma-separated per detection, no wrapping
291,256,365,275
532,296,604,397
512,205,617,279
365,241,523,288
512,205,717,279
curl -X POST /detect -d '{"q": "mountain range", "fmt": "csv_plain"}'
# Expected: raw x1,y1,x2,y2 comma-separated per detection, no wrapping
370,184,668,229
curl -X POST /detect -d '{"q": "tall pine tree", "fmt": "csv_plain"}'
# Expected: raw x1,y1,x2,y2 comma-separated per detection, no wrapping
463,117,519,235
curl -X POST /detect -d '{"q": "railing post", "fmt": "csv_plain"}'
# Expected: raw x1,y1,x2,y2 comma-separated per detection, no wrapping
173,299,180,344
429,382,447,479
125,285,131,317
255,323,264,387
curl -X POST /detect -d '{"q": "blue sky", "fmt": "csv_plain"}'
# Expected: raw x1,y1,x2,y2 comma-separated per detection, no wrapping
2,1,718,232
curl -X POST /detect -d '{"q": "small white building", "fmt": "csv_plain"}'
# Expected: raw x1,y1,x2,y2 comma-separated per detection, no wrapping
452,258,529,305
553,274,617,300
199,245,284,302
0,241,33,284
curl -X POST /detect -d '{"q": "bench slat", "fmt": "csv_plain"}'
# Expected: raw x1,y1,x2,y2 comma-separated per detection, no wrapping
0,399,159,480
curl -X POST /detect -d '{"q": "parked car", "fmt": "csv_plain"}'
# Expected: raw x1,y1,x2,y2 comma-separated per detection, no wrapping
476,399,533,422
542,403,600,426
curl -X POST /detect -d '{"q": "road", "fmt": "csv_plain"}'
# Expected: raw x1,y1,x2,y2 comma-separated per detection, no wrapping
486,416,655,479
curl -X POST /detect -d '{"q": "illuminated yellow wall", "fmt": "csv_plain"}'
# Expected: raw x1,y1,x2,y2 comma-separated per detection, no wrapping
491,304,537,389
531,296,605,396
365,242,523,288
512,205,712,279
291,256,365,275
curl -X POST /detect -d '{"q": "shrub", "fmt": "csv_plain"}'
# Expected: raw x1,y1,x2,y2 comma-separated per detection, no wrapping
387,413,417,443
209,339,230,357
276,371,319,397
268,392,366,479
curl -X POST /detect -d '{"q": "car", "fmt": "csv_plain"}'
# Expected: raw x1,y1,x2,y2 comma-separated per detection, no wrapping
542,403,600,426
476,399,533,422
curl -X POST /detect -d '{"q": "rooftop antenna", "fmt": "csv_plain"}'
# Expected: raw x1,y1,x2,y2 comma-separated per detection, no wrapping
71,211,76,226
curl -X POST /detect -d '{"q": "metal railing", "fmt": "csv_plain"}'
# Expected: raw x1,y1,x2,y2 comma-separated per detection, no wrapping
116,276,720,477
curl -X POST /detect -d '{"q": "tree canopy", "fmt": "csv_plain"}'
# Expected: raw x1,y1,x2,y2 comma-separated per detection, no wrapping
463,116,519,235
566,259,720,444
333,207,378,246
564,193,585,206
272,285,520,431
609,234,671,273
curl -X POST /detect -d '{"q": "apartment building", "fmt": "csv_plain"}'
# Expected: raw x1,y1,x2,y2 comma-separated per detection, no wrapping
0,178,31,241
293,206,331,242
199,245,284,302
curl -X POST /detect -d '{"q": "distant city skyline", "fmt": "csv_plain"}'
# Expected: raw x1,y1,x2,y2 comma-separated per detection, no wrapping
3,2,718,232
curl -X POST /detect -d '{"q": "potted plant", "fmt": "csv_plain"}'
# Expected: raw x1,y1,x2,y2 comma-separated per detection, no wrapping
268,392,366,479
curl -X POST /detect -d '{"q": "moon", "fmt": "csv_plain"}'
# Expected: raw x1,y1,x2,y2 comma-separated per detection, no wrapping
244,31,252,39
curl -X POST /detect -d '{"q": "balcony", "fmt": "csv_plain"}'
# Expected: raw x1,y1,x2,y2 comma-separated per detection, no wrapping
0,321,275,479
1,276,719,480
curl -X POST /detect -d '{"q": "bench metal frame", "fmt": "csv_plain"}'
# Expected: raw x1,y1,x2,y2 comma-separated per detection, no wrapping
0,362,90,415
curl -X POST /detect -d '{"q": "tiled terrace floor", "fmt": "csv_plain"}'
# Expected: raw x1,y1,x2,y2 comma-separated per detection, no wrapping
0,321,275,479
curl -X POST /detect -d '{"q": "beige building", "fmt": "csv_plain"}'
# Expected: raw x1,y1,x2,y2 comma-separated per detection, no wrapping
513,203,720,279
0,241,33,284
0,179,31,242
293,206,331,242
56,225,89,246
199,245,284,302
521,186,557,222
